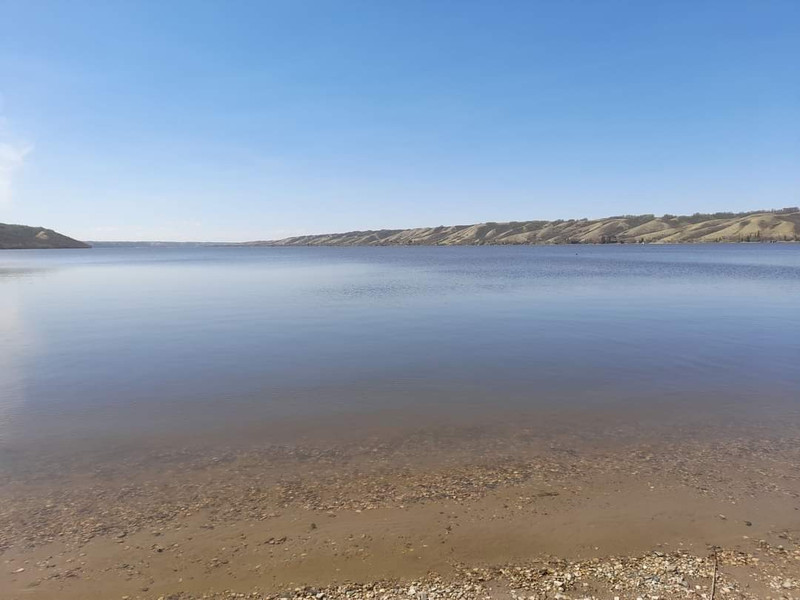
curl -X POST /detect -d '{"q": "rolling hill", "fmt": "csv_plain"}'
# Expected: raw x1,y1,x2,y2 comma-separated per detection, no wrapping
0,223,91,249
253,208,800,246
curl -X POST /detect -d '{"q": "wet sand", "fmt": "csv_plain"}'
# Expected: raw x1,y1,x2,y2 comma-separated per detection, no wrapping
3,408,800,600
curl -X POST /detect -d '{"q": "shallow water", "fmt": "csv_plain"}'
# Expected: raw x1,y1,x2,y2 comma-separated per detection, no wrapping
1,244,799,450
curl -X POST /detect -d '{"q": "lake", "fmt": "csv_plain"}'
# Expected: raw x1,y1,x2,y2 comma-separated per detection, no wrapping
1,244,799,453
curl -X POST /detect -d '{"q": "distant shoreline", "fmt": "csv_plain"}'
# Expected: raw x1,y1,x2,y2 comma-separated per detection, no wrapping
252,208,800,247
4,208,799,249
84,238,800,248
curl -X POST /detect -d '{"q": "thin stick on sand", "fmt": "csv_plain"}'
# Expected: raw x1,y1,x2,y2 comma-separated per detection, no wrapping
710,547,718,600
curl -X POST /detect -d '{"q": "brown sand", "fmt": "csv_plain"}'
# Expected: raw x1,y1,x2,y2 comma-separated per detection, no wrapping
2,414,800,600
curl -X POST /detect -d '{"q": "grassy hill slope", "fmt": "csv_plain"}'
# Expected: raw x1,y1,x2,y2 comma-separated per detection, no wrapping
0,223,91,249
254,208,800,246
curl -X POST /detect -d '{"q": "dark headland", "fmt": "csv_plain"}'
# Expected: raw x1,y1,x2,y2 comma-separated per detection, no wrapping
251,207,800,246
0,223,90,249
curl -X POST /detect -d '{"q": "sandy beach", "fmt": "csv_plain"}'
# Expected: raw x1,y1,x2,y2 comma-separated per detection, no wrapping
3,411,800,600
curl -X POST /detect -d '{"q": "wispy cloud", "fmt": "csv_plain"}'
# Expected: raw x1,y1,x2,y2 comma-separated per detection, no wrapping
0,141,32,206
0,102,33,207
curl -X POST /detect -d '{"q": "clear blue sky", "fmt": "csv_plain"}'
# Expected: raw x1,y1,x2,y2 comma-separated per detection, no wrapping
1,1,798,241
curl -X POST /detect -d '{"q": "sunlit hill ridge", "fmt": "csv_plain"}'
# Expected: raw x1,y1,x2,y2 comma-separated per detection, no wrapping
254,208,800,246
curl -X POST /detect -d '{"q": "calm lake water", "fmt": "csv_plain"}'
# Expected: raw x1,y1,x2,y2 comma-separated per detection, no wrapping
1,245,799,449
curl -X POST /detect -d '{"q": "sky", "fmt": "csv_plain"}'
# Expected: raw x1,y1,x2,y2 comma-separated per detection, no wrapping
0,1,798,242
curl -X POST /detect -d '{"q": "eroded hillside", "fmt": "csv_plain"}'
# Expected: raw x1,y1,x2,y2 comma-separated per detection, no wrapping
255,208,800,246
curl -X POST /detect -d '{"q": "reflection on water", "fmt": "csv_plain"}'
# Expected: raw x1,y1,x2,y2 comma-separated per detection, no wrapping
0,287,28,444
0,244,799,450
